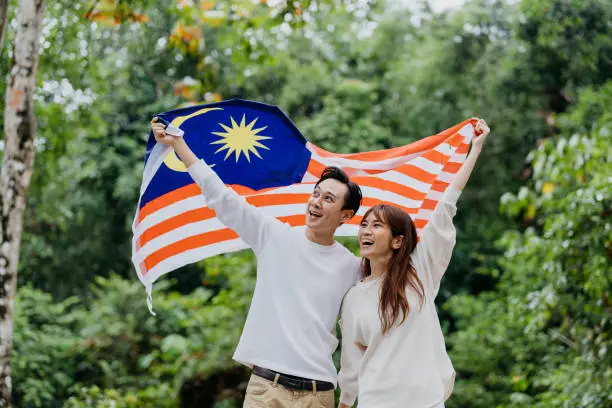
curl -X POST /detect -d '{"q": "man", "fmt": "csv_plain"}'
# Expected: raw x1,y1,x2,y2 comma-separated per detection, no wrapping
151,117,363,408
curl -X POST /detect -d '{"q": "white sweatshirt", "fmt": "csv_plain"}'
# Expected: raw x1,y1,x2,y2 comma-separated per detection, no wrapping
338,187,462,408
188,160,361,384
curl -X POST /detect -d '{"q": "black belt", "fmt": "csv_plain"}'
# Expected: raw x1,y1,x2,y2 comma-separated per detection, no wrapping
252,366,334,391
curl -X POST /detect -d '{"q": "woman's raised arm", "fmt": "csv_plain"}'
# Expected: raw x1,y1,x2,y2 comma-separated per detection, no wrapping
449,118,491,192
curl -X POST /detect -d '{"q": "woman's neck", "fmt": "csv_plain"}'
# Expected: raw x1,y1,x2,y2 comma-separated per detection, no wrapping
368,255,391,278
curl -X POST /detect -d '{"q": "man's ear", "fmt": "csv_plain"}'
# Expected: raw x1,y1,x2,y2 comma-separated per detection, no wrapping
339,209,354,225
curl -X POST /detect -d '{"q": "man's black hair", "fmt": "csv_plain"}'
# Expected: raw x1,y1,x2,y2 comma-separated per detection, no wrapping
315,166,362,216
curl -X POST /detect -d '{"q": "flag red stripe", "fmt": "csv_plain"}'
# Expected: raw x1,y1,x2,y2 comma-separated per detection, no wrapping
144,228,239,273
431,180,450,192
443,162,463,173
394,164,438,184
137,191,423,249
138,194,311,248
306,160,326,177
142,211,424,274
138,183,201,223
144,213,308,273
456,143,470,154
421,149,451,166
414,219,427,228
353,177,427,200
422,199,438,210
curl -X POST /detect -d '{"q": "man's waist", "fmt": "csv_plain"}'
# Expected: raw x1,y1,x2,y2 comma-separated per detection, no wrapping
252,366,335,392
234,352,337,381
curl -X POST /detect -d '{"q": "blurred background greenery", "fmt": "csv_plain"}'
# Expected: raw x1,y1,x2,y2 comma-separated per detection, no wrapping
1,0,610,406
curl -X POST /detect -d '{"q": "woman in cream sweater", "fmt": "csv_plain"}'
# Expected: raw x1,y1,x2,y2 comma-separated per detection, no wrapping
338,119,491,408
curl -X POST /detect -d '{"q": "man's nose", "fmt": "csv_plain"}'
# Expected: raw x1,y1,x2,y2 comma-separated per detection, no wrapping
311,196,323,207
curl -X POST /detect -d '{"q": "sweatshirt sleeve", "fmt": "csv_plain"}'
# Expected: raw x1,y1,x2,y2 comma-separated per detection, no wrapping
338,293,363,407
413,187,461,296
187,159,286,255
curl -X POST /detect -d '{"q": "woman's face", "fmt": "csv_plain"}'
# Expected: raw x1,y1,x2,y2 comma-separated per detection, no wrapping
358,212,400,260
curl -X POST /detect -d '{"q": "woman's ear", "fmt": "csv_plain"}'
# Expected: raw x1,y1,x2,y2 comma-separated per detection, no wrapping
392,235,404,250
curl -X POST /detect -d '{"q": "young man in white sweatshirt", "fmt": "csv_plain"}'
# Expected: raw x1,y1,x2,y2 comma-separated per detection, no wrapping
152,118,363,408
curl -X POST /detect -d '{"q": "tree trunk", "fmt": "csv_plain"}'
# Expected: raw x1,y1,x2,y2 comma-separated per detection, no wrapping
0,0,45,406
0,0,8,56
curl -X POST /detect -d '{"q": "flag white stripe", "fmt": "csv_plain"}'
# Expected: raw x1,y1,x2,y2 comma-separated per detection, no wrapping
312,152,445,175
307,143,424,169
437,172,457,183
365,170,436,193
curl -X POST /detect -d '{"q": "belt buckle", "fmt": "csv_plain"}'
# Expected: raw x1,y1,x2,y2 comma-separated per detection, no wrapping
286,376,305,391
292,378,304,390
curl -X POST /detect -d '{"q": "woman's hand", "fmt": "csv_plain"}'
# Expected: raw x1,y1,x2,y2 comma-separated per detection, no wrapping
338,403,351,408
471,118,491,150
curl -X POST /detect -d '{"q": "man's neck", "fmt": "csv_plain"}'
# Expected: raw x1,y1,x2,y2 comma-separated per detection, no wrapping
304,227,335,246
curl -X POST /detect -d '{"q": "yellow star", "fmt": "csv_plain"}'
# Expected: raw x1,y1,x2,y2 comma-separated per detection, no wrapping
210,114,272,162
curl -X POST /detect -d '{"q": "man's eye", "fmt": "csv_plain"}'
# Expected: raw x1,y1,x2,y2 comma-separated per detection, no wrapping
325,196,333,202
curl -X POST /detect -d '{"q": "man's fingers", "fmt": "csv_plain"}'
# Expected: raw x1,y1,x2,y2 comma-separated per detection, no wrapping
151,124,167,140
152,127,166,139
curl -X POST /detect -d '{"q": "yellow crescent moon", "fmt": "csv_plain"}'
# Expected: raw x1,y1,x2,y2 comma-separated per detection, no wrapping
163,107,223,172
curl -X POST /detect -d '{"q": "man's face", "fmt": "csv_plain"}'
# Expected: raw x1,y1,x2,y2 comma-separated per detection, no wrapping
306,178,352,233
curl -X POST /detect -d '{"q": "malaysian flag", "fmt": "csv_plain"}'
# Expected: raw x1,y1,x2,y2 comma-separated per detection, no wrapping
132,99,476,310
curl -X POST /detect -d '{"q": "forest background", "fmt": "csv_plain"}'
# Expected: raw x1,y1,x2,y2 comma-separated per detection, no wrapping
0,0,610,406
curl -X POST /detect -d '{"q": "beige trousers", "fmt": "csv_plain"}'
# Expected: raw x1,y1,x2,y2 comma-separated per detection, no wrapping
243,374,335,408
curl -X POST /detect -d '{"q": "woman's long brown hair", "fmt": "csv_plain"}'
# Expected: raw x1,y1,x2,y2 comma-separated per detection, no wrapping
361,204,425,334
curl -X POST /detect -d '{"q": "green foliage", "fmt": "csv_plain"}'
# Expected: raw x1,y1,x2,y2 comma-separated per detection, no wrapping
7,0,612,406
12,287,79,407
63,384,176,408
446,83,611,407
13,252,255,407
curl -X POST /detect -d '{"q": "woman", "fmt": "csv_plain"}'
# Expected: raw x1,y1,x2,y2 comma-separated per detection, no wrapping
338,119,491,408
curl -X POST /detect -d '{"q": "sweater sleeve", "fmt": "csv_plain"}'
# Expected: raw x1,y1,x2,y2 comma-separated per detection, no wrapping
338,294,363,407
413,187,461,296
187,159,286,255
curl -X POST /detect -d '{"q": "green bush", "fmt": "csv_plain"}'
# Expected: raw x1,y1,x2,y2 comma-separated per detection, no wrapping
447,83,612,407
